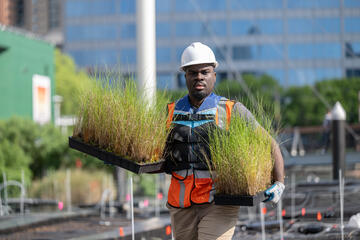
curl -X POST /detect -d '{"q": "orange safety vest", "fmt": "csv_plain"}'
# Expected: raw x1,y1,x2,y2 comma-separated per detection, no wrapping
164,94,235,208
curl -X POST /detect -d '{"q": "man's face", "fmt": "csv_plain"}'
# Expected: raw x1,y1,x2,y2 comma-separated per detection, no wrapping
185,64,216,102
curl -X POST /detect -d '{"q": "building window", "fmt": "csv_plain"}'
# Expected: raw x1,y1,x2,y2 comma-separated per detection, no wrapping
66,25,118,42
288,68,342,85
209,20,227,36
175,0,225,12
288,18,340,34
157,74,175,89
156,0,171,13
119,0,135,14
176,21,205,37
66,0,116,17
287,0,339,8
120,23,135,39
156,22,171,38
176,20,226,37
288,43,341,59
176,46,187,63
69,49,118,67
157,48,171,63
15,0,25,27
344,0,360,8
346,69,360,78
120,48,136,65
232,44,283,61
231,19,282,35
212,46,227,62
345,18,360,33
48,0,60,29
345,42,360,58
177,73,186,88
231,0,283,9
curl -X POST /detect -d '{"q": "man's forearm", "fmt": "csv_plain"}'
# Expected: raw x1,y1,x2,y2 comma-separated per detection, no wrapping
271,140,285,183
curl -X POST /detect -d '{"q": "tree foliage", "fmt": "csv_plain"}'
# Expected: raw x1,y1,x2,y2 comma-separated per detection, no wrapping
282,78,360,126
215,74,282,126
55,49,95,115
315,78,360,124
211,75,360,127
0,117,104,182
281,86,321,126
0,117,67,178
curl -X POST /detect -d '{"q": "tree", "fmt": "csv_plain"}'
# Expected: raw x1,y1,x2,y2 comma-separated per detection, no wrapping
55,49,95,115
215,74,282,126
0,117,105,179
281,86,321,126
282,78,360,126
0,139,32,196
315,77,360,124
0,117,68,178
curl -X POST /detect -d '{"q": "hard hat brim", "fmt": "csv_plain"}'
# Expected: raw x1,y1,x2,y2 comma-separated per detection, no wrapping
180,60,218,72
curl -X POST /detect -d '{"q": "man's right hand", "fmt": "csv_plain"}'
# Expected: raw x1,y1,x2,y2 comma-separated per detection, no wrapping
263,181,285,204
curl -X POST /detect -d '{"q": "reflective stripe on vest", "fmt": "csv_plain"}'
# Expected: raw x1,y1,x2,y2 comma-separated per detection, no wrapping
166,102,175,129
166,99,235,208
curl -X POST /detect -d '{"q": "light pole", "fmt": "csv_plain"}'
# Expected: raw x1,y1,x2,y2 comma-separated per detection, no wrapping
136,0,156,106
331,101,346,180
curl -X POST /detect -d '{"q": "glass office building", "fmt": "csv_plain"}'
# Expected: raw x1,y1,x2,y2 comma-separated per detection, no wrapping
64,0,360,89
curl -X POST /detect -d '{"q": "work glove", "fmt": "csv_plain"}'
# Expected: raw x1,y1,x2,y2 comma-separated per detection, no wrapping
263,181,285,204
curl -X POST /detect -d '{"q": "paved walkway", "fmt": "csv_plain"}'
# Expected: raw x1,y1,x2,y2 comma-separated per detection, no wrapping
0,209,94,233
0,209,171,240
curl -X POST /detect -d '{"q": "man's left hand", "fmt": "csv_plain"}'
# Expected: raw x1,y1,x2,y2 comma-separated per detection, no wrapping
263,181,285,204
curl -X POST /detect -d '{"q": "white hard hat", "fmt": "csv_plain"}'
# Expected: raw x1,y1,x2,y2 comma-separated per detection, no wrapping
180,42,218,71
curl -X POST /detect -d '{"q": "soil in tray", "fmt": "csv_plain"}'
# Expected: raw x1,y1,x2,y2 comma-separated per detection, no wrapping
214,191,266,206
68,136,165,174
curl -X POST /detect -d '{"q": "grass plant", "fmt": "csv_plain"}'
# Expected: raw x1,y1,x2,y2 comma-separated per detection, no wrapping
208,101,275,196
73,78,170,164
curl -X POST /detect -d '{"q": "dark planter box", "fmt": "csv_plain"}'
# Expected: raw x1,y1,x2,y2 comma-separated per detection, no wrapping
214,191,266,206
68,136,165,174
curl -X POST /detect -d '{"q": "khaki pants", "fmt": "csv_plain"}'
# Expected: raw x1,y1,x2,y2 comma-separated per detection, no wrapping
167,203,240,240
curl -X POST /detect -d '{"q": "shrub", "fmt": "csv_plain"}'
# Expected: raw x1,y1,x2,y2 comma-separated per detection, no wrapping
29,169,115,205
0,139,32,197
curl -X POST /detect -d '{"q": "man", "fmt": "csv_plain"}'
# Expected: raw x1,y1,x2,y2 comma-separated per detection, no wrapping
163,42,285,240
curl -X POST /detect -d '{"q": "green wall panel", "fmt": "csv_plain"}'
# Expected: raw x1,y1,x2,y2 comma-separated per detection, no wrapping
0,27,54,122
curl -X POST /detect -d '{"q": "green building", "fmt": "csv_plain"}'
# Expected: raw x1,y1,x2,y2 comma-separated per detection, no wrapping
0,25,55,123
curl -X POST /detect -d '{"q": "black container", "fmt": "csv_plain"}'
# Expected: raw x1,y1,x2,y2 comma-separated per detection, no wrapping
68,137,165,174
214,191,266,206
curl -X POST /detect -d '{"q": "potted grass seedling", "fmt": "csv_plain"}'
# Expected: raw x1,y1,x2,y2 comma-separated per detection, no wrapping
69,78,171,174
208,103,275,206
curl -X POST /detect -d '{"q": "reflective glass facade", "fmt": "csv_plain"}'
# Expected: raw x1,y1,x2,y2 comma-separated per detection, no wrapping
232,45,283,60
231,19,283,35
288,18,340,34
64,0,360,89
288,68,342,85
346,42,360,58
287,0,339,8
231,0,283,9
288,43,341,59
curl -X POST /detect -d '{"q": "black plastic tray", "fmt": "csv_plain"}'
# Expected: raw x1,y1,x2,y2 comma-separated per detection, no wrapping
214,191,266,206
68,137,165,174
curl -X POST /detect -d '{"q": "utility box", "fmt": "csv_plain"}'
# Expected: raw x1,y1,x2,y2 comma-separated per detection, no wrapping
0,25,55,124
